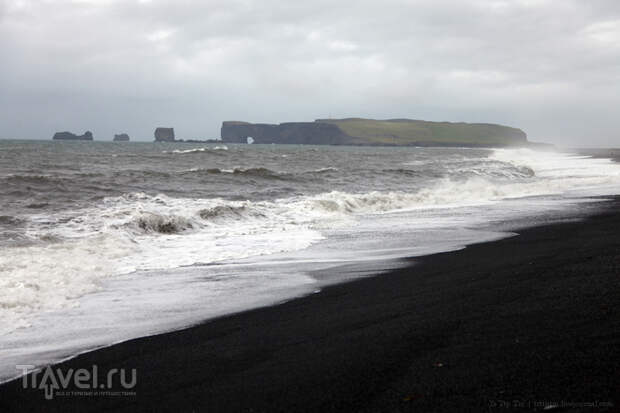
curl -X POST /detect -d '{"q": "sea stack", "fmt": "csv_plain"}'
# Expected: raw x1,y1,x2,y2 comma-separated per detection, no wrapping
52,131,94,141
113,133,130,142
154,128,175,142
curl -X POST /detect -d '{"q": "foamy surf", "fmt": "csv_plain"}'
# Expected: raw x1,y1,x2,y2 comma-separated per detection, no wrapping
1,144,620,381
163,145,228,154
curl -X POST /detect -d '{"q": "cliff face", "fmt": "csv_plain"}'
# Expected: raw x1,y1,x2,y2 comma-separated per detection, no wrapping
52,131,93,141
113,133,130,141
154,128,175,142
221,119,528,147
221,121,351,145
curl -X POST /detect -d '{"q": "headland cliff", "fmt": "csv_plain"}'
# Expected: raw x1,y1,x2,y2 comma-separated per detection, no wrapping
221,118,529,147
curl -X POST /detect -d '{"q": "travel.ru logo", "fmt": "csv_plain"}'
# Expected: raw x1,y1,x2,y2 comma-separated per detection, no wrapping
16,364,137,400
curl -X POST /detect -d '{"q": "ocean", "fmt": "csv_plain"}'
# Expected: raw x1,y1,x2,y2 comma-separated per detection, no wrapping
1,140,619,381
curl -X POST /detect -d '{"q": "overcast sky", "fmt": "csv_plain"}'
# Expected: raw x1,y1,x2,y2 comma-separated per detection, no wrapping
1,0,619,146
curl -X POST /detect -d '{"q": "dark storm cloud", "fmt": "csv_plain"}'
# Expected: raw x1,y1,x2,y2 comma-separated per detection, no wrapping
1,0,620,145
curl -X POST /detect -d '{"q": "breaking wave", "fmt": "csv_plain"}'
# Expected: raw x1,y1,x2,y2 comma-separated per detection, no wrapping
181,166,339,180
197,205,267,222
129,212,196,234
163,145,228,154
2,148,620,337
228,167,283,178
182,167,292,180
311,167,339,173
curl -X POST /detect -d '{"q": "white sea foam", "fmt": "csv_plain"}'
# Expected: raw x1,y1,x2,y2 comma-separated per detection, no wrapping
163,145,228,154
313,167,339,173
1,149,620,339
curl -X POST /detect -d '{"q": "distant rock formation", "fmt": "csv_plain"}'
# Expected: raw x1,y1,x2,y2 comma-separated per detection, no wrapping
113,133,130,142
221,118,529,147
52,131,94,141
221,121,349,145
154,128,175,142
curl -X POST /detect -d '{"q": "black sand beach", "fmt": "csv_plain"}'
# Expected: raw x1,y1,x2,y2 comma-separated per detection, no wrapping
1,197,619,412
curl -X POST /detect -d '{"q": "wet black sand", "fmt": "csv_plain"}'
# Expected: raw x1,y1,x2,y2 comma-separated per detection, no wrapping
1,198,619,412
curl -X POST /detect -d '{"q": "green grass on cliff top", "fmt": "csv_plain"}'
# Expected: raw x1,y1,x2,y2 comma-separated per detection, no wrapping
317,118,527,145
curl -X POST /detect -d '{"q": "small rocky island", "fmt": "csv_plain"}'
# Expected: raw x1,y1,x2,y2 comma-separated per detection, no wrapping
153,127,221,143
113,133,130,142
154,127,175,142
52,131,94,141
221,118,530,147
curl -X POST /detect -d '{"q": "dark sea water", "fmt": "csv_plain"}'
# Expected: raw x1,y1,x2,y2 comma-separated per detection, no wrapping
1,139,619,381
0,141,521,217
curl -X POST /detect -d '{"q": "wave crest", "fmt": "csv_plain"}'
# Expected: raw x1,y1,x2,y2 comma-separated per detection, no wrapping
184,167,289,180
130,212,195,234
163,145,228,154
199,205,248,221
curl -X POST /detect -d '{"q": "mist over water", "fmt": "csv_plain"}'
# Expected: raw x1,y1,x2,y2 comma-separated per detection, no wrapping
1,140,620,381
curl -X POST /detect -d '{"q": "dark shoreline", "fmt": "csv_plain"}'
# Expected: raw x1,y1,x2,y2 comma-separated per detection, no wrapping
2,198,619,412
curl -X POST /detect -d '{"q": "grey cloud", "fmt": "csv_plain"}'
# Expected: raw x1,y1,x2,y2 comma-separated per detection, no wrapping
1,0,620,145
